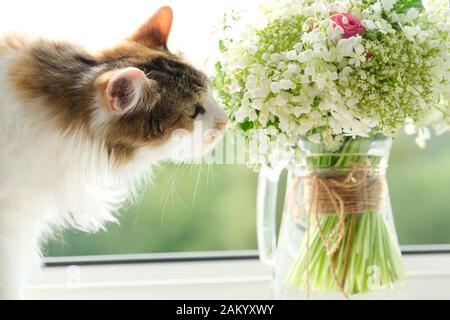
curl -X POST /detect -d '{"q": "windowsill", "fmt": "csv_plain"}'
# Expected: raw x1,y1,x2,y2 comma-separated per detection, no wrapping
26,247,450,299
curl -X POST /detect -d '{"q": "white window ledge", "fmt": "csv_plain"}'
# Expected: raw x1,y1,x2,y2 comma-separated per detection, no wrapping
26,248,450,299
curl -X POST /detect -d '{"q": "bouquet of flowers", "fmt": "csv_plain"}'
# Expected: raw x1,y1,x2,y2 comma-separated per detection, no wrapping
213,0,449,296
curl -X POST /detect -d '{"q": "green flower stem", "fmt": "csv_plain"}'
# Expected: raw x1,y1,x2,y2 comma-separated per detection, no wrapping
285,137,405,295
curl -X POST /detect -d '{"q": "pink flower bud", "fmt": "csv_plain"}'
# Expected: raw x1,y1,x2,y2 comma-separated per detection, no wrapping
331,13,365,39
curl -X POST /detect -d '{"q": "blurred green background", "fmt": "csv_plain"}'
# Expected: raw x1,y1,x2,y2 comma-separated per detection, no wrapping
45,132,450,256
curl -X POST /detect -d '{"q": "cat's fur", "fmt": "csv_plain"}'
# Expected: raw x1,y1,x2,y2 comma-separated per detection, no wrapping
0,6,227,299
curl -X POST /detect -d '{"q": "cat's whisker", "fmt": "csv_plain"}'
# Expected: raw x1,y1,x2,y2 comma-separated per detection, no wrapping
174,187,189,212
160,164,182,226
205,163,210,191
170,164,185,210
159,163,182,221
192,164,202,205
132,195,143,230
211,163,217,192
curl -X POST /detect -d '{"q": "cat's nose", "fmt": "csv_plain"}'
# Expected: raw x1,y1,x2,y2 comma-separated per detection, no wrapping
214,107,228,131
214,118,228,131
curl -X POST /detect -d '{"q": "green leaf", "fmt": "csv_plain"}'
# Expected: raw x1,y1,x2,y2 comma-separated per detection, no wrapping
238,120,254,132
394,0,424,14
214,61,222,73
218,40,227,53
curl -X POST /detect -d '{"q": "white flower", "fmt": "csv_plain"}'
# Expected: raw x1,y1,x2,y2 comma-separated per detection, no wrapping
293,106,311,117
348,37,366,67
313,43,328,59
315,69,338,89
248,109,258,121
417,30,432,42
373,2,382,13
323,130,344,150
308,133,321,144
361,8,372,18
253,79,271,98
313,2,331,17
252,99,263,110
309,110,321,122
270,53,282,63
235,107,249,122
277,61,287,70
287,63,301,74
350,7,362,18
404,119,416,135
376,19,395,34
300,74,310,85
415,127,431,149
437,22,450,33
293,42,303,51
305,65,316,77
361,117,379,128
280,79,296,90
327,24,344,41
298,119,315,135
230,81,241,93
270,82,281,93
301,30,326,44
404,8,419,21
259,113,269,126
279,118,291,132
327,47,343,62
245,75,257,90
390,12,400,23
274,95,287,106
345,88,353,97
381,0,397,11
297,49,314,62
336,38,355,57
329,118,343,134
285,50,298,60
403,26,420,41
362,19,377,30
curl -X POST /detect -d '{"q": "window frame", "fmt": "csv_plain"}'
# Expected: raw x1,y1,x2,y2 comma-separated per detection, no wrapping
27,247,450,299
43,245,450,267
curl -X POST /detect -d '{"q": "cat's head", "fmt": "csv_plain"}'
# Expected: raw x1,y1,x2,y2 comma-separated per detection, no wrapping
91,6,227,164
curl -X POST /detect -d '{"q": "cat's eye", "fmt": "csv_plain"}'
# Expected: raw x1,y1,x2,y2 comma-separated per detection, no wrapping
184,104,205,118
184,105,196,117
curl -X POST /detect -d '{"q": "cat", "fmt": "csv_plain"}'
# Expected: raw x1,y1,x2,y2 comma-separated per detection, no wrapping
0,6,227,299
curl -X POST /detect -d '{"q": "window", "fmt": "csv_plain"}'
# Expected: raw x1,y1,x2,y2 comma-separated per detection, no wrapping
388,132,450,244
47,163,259,255
2,0,448,258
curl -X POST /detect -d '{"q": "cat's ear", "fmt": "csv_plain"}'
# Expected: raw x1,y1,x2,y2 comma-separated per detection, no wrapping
130,6,173,49
105,67,145,114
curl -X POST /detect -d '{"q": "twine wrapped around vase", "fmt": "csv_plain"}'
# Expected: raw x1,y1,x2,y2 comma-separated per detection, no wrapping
303,168,386,215
284,161,387,299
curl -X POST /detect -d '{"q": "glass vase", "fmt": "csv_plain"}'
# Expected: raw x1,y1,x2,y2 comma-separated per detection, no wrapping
257,134,405,299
